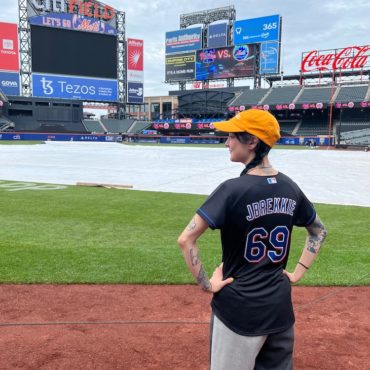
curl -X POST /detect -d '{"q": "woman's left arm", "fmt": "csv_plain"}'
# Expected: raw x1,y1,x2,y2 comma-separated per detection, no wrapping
284,215,328,283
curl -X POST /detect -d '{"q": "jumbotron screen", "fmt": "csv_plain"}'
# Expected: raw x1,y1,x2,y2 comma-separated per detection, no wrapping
31,25,117,79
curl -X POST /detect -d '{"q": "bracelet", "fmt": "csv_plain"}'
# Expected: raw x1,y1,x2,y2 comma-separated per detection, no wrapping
298,261,309,270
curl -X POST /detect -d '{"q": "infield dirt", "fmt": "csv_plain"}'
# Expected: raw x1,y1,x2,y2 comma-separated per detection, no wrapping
0,285,369,369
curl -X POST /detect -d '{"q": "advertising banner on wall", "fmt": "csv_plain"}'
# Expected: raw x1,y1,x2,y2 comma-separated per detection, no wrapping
260,41,280,74
32,73,118,101
0,22,19,72
196,45,257,80
301,45,370,73
0,71,20,95
165,27,202,54
127,38,144,83
208,23,228,48
26,0,117,28
165,52,196,81
127,82,143,104
28,13,117,35
234,14,280,45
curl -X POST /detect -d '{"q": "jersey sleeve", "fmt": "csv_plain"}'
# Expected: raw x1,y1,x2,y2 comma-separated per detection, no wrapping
294,189,316,227
196,182,229,230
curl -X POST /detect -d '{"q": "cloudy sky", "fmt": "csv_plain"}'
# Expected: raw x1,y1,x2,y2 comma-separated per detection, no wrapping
1,0,369,96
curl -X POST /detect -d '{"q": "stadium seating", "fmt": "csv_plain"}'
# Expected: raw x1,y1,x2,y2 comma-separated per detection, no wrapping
0,116,15,131
296,114,330,136
339,121,370,133
340,128,370,145
11,117,87,132
296,86,335,104
127,121,152,134
82,119,106,133
339,110,370,133
279,120,299,135
335,85,368,102
230,88,269,106
101,119,135,133
261,85,301,105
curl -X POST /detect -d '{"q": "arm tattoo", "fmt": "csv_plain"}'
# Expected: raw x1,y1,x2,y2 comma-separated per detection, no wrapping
187,218,196,231
197,264,211,291
189,248,199,266
306,216,328,254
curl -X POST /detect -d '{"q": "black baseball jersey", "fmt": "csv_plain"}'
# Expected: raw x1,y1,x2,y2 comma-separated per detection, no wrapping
197,172,316,336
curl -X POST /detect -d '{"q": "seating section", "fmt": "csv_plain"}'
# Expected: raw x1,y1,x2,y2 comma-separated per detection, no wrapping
101,119,135,133
279,120,299,135
335,85,368,102
128,121,151,134
339,110,370,133
340,122,370,133
341,128,370,145
296,115,330,136
296,87,334,104
12,118,87,132
0,116,15,131
230,88,269,106
82,119,105,133
261,86,301,105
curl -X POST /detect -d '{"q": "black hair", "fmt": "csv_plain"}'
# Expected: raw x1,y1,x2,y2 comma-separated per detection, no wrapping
235,133,271,176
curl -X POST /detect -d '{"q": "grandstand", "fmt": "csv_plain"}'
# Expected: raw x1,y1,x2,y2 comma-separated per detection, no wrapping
229,88,269,106
101,119,135,133
340,128,370,145
82,119,106,133
337,109,370,145
261,85,301,105
295,86,335,104
339,110,370,132
83,119,151,135
296,113,330,136
335,85,369,102
127,121,151,134
279,120,300,135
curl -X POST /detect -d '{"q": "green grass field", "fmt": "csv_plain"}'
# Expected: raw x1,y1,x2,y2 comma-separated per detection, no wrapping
0,182,368,285
0,141,44,145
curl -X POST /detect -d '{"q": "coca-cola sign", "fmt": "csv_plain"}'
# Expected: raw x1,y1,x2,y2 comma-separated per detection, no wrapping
301,45,370,73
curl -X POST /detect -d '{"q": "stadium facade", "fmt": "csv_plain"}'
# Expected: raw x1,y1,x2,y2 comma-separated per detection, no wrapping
0,3,369,147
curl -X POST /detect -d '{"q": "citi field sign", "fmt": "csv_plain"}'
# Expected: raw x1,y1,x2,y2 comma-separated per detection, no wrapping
301,45,370,73
28,0,115,21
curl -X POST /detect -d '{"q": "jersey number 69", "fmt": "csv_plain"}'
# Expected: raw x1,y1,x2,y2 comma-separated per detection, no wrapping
244,226,290,263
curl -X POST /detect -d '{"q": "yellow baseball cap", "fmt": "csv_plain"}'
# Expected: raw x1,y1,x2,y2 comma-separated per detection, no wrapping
214,109,281,147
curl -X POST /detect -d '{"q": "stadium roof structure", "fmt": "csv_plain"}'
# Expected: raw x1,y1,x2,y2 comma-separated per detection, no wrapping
265,69,370,86
180,5,235,27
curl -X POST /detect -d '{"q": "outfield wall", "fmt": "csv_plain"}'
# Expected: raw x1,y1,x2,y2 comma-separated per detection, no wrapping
0,132,122,142
0,132,331,145
126,134,331,146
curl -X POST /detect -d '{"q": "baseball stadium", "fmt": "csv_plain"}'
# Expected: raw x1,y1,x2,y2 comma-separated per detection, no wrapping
0,1,369,369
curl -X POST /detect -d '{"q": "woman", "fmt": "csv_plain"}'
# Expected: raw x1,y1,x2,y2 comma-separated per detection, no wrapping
178,109,327,370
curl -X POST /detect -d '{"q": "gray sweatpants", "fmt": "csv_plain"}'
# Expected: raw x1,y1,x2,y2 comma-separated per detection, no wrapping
210,314,294,370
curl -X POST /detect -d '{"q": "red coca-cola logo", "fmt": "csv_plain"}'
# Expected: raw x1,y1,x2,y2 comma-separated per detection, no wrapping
301,45,370,72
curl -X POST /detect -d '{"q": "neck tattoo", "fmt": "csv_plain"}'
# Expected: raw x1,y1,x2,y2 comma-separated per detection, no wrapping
247,164,273,174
